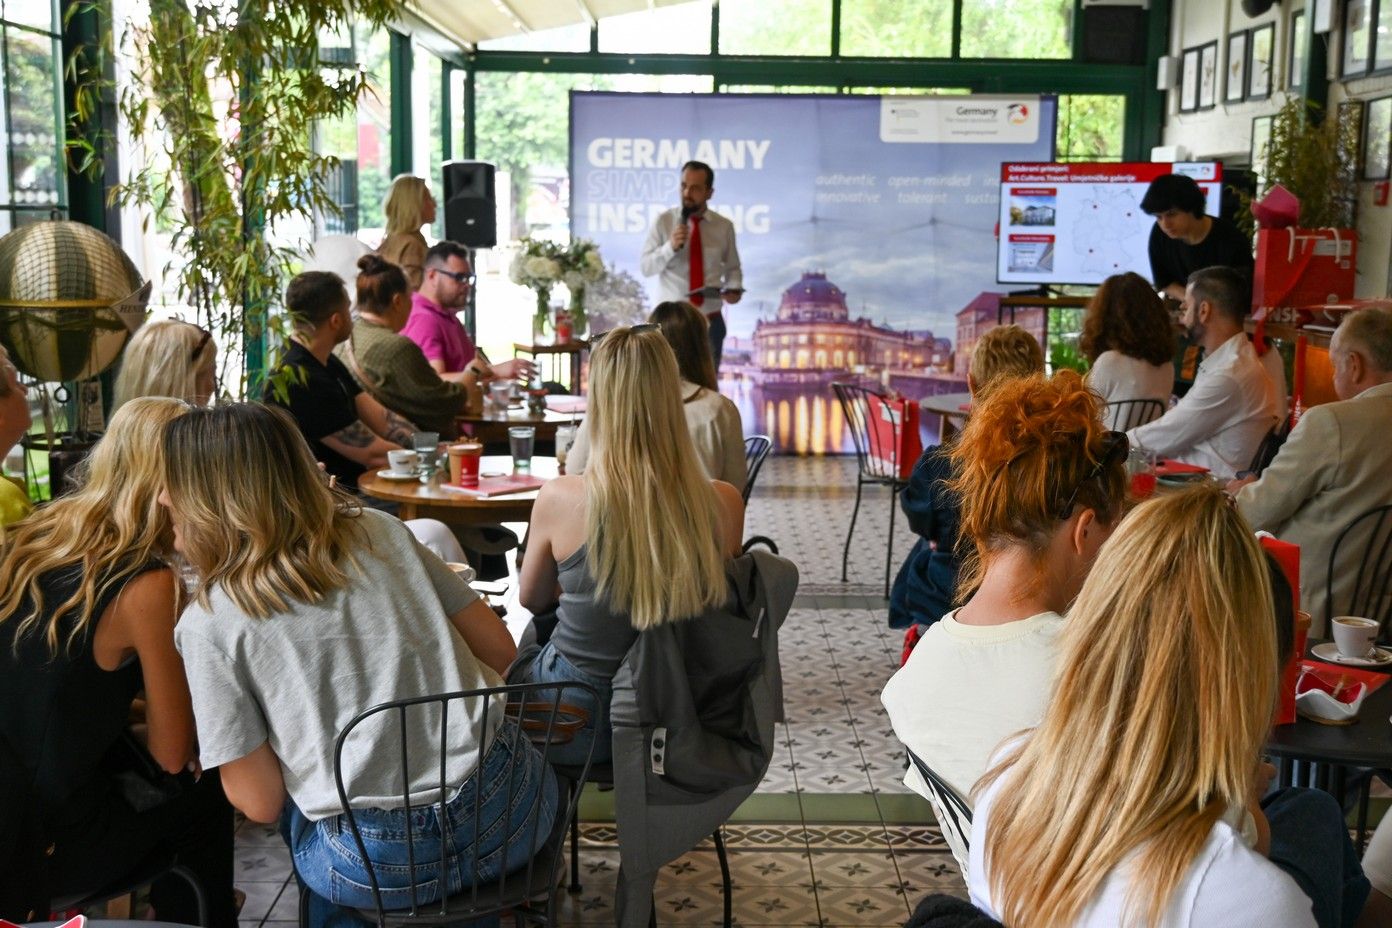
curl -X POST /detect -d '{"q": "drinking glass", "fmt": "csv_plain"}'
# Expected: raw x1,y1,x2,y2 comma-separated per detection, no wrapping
508,426,536,470
554,425,577,470
489,381,514,413
1127,446,1158,498
412,431,440,482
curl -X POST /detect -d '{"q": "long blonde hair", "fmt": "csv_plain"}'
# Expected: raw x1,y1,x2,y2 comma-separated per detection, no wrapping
0,397,189,655
585,326,727,629
162,402,364,618
383,174,430,238
977,486,1277,928
112,319,214,412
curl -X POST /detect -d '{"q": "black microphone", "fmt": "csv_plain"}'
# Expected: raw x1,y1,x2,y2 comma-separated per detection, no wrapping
675,204,695,251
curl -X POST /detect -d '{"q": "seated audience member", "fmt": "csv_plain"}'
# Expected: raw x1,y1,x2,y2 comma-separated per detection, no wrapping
335,254,477,439
376,174,433,291
513,326,745,765
400,241,533,383
1143,172,1254,302
566,303,745,491
0,398,237,927
265,270,416,491
164,403,556,928
1233,305,1392,634
112,318,217,411
889,324,1044,633
881,371,1126,833
1080,271,1175,415
0,343,31,527
1128,266,1277,478
969,486,1371,928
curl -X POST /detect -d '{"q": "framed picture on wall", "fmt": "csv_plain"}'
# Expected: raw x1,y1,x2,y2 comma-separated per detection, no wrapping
1375,0,1392,71
1365,96,1392,180
1199,42,1219,108
1227,31,1248,103
1181,47,1200,112
1249,24,1275,98
1289,11,1307,90
1252,115,1274,189
1343,0,1372,77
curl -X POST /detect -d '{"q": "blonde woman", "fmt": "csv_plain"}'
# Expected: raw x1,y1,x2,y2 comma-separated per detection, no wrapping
162,403,555,928
970,487,1371,928
0,397,237,927
112,318,217,411
515,325,745,764
377,174,435,291
565,302,746,491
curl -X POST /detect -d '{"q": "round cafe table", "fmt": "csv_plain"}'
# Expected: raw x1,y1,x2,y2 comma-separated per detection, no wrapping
358,455,559,525
457,406,579,445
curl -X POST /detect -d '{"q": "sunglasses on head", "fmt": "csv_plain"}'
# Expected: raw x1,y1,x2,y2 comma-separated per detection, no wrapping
1056,430,1128,521
189,325,212,364
590,322,661,345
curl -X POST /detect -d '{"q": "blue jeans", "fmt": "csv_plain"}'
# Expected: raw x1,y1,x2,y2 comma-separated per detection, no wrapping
282,721,559,928
510,640,612,768
1265,787,1371,928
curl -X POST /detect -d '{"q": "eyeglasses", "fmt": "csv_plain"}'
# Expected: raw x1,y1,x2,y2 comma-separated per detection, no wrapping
1056,430,1128,520
435,269,475,286
590,322,661,345
189,326,212,364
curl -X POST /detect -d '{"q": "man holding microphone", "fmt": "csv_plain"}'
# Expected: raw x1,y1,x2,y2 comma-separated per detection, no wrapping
641,160,743,372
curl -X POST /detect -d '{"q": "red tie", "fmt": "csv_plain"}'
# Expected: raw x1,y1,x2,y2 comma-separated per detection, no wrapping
688,215,704,308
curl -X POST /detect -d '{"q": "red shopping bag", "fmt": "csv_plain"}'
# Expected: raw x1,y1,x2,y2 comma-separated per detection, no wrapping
865,393,922,480
1253,227,1356,311
1262,535,1305,726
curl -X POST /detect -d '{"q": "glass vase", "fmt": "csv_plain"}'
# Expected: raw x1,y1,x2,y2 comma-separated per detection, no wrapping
532,289,551,343
568,287,589,340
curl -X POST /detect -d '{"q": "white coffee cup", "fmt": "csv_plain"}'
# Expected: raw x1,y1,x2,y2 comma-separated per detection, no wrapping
1332,615,1379,659
387,449,419,476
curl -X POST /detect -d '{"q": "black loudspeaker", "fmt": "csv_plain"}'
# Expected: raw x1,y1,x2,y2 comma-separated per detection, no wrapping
1080,6,1148,66
443,160,497,248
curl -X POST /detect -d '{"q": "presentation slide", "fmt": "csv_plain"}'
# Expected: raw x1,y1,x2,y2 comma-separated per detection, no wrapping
996,161,1222,286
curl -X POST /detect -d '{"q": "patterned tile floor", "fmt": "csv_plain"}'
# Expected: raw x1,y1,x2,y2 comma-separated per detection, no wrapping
233,456,961,928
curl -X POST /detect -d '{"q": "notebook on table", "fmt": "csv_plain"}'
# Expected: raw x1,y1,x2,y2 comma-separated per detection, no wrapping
440,474,546,498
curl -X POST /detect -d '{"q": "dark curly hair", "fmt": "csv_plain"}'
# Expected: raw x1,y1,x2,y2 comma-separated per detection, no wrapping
1079,272,1175,367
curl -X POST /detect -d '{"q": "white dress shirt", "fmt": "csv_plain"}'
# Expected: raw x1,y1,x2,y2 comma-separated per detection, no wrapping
640,207,743,305
1128,333,1277,479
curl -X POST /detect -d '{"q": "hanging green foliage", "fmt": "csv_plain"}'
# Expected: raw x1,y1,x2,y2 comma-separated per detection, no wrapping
1238,94,1361,237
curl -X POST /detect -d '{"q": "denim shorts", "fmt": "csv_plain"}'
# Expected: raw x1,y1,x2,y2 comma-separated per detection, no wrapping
283,720,558,922
511,640,613,768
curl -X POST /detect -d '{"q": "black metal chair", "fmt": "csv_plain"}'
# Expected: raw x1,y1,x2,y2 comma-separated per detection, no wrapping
741,434,777,555
832,382,909,598
905,749,972,881
51,854,210,925
1326,504,1392,640
302,681,597,928
1103,398,1165,432
1248,419,1290,477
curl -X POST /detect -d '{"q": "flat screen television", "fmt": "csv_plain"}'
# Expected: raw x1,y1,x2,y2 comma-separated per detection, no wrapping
995,161,1223,286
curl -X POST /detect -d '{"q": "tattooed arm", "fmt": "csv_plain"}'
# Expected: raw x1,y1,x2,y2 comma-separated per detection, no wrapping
320,420,399,470
355,392,419,446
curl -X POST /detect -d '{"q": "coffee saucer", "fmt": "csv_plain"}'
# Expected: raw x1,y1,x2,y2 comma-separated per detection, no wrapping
375,469,419,482
1311,641,1392,667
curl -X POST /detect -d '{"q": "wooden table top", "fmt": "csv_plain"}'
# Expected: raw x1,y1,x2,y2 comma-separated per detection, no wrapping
918,392,973,417
359,455,559,524
457,406,581,427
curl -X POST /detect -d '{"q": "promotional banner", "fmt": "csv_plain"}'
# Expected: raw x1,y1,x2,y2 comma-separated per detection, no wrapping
570,92,1057,452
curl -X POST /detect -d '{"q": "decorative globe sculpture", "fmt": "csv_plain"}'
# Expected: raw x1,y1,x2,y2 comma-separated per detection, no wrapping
0,220,150,382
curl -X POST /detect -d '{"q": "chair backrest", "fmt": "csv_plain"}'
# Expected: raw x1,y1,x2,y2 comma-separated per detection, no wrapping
333,681,597,926
742,435,772,504
905,748,972,882
1247,419,1289,476
1104,398,1165,432
832,382,899,480
1327,504,1392,638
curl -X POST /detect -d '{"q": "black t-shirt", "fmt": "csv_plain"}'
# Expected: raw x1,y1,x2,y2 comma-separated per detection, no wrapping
265,340,364,488
1148,215,1254,292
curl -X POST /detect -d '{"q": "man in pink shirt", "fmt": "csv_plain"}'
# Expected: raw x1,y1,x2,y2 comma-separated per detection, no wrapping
401,241,533,383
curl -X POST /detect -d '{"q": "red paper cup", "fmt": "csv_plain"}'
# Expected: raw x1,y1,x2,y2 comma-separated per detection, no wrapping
449,443,483,487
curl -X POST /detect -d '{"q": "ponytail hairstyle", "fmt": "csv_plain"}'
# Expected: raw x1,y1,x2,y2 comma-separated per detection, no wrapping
356,253,410,316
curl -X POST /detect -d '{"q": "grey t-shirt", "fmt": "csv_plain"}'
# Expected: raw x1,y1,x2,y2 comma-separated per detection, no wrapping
175,508,501,820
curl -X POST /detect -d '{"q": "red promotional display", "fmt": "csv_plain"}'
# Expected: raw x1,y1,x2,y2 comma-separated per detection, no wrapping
1262,535,1304,726
865,393,922,480
1253,227,1356,310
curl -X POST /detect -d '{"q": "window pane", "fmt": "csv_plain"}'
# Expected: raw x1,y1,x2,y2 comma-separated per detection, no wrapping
478,22,590,53
413,46,445,239
840,0,951,57
721,85,840,93
4,26,63,209
843,86,970,95
2,0,55,32
719,0,830,56
598,1,710,54
961,0,1072,59
450,68,467,159
1055,95,1125,162
354,23,392,243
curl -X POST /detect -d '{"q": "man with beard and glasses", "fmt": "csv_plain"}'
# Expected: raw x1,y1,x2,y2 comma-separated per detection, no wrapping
1127,265,1277,479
